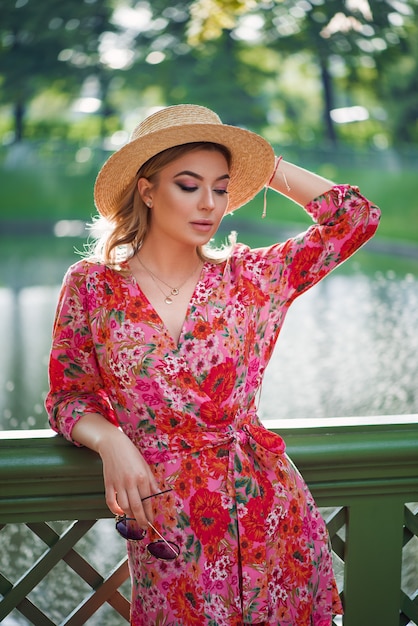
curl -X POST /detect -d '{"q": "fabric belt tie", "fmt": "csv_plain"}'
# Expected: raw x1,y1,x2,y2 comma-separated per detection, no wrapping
140,416,286,464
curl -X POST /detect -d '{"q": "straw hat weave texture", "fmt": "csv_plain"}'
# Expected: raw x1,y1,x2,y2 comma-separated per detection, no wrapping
94,104,275,218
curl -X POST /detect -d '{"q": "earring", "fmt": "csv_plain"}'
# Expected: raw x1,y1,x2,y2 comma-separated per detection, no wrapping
147,201,152,208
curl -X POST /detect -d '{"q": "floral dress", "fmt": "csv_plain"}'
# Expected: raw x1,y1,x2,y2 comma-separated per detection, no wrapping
46,185,380,625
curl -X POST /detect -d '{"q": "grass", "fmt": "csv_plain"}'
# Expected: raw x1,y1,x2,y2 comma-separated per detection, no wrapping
1,163,98,222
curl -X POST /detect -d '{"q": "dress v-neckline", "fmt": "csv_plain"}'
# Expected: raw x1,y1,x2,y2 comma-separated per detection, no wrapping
122,261,207,349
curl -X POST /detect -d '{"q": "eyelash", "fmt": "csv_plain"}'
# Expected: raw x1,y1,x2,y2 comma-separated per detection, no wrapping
177,184,228,195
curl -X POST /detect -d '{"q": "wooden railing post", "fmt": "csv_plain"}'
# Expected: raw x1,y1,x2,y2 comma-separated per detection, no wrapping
343,496,405,626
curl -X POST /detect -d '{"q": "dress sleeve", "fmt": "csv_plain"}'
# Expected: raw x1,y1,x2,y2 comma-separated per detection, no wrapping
45,261,118,444
271,184,381,301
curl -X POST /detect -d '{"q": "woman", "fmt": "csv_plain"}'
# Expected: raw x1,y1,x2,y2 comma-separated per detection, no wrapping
46,104,380,625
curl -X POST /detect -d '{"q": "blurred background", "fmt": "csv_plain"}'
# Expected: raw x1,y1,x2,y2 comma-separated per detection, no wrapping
1,0,417,430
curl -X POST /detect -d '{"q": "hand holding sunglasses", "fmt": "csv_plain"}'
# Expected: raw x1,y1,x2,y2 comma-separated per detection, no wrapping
115,489,179,561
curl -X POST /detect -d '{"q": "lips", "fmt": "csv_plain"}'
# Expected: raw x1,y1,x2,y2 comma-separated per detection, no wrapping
190,220,214,232
191,220,213,226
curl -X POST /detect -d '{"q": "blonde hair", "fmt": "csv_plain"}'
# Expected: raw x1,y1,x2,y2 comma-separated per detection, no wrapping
87,142,235,266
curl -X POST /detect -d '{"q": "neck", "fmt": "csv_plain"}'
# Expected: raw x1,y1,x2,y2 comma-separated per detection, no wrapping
137,241,201,278
133,242,203,306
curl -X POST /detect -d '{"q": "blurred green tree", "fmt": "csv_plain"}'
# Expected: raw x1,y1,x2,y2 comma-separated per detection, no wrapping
0,0,115,141
105,0,273,131
187,0,418,145
1,0,417,147
373,6,418,143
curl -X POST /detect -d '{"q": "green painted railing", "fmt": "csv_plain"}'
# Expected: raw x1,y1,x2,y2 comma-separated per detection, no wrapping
0,416,417,626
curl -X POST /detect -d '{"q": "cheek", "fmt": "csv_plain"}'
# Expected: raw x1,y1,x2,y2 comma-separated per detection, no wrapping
152,200,187,231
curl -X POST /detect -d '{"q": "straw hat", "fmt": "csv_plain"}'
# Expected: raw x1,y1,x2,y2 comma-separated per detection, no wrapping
94,104,275,218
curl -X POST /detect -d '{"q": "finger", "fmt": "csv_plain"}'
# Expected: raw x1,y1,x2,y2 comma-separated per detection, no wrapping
117,479,151,528
105,485,125,517
141,472,164,522
127,491,149,529
141,495,155,526
149,474,161,494
129,471,159,523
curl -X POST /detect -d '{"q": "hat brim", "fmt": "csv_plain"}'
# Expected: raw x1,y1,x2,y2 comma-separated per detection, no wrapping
94,123,275,218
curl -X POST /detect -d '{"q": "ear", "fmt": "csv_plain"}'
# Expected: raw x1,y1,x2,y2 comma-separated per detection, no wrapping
137,177,154,208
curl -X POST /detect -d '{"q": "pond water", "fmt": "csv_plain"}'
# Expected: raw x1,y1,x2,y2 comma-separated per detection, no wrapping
1,240,417,430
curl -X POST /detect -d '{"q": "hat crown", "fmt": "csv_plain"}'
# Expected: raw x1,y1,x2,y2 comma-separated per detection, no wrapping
130,104,222,142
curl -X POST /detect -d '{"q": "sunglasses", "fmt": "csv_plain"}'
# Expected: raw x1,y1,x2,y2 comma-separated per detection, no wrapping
115,489,179,561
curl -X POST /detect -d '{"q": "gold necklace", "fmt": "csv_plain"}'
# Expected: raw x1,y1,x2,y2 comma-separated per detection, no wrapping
137,256,202,305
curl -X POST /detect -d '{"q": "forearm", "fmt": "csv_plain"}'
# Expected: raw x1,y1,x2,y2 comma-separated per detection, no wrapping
71,411,123,455
269,158,335,207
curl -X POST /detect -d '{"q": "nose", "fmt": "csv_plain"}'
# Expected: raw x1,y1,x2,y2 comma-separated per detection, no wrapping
198,186,216,211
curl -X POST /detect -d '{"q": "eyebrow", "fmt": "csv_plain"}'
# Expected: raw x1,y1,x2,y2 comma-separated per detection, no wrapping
173,170,230,182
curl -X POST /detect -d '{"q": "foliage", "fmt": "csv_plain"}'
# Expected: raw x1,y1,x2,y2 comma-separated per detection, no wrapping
186,0,418,144
187,0,257,44
0,0,117,140
0,0,417,147
374,12,418,143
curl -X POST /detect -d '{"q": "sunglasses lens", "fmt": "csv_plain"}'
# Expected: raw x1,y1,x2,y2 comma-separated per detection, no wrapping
116,517,146,541
147,540,180,561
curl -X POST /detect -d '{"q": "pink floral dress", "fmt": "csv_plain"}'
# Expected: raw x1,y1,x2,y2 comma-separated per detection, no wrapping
46,185,380,625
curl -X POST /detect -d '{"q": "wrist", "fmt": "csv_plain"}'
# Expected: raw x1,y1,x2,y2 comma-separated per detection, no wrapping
71,412,122,454
263,156,291,218
95,424,127,457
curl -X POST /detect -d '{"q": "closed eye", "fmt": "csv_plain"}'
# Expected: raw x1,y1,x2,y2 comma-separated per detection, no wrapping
177,184,198,192
177,184,228,195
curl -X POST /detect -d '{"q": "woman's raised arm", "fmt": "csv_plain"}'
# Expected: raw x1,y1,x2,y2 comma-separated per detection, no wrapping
269,158,335,207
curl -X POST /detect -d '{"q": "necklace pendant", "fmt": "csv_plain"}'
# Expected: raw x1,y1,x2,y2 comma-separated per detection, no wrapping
171,288,179,296
165,296,174,305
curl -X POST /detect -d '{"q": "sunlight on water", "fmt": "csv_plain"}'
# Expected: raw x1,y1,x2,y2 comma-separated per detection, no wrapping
0,285,60,430
260,270,418,421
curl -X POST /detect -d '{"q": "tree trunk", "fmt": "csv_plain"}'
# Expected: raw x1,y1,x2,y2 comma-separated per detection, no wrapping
14,101,25,143
319,56,338,147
